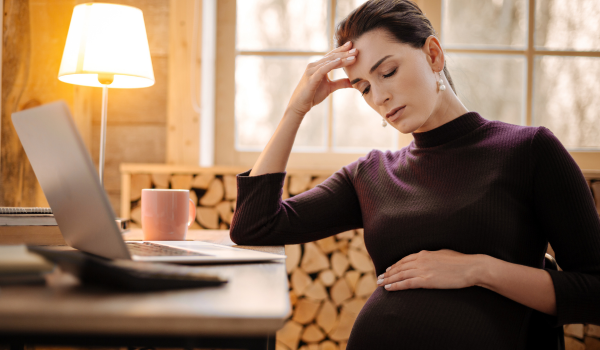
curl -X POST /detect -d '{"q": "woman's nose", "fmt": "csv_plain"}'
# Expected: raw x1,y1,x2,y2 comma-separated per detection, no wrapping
372,86,390,106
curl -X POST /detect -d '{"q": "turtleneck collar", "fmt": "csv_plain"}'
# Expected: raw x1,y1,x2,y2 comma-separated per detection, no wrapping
411,111,488,149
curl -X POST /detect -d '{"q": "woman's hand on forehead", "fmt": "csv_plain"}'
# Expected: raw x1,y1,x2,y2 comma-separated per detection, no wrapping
286,41,358,116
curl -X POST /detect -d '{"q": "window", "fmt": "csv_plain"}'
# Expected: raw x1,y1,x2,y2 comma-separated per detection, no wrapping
215,0,600,170
442,0,600,150
234,0,401,155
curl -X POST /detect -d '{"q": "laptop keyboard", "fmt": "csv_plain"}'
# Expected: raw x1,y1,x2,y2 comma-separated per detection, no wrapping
126,242,208,257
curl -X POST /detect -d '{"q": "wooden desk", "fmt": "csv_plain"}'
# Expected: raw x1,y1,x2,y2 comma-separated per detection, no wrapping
0,229,289,350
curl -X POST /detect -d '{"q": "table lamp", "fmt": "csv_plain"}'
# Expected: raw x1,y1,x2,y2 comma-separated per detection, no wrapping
58,3,155,187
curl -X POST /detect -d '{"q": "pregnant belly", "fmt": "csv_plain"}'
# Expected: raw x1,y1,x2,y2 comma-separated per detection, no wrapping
347,286,529,350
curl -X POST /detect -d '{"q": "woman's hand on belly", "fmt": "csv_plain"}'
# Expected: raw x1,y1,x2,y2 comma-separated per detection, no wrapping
376,249,485,291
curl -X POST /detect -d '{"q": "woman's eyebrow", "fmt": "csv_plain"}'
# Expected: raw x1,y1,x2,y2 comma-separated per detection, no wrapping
349,55,393,85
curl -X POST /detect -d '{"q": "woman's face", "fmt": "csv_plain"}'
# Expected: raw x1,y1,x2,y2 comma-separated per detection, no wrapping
343,29,445,134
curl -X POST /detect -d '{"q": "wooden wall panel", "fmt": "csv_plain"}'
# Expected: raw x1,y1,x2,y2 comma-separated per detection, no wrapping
166,0,200,165
0,0,89,207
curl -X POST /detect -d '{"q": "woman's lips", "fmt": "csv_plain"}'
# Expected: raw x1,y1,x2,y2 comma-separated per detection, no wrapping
386,106,406,122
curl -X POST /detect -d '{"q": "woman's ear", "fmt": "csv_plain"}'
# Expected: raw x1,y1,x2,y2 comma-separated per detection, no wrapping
422,35,445,72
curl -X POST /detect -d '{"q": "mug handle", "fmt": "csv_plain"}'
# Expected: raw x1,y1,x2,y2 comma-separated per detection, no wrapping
188,198,197,227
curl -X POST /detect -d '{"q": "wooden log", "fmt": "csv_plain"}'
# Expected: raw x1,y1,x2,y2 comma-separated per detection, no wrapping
282,176,290,199
330,278,352,306
299,344,319,350
316,236,337,254
292,298,321,325
336,230,355,240
337,239,349,255
151,173,170,189
189,220,202,230
586,324,600,338
319,340,338,350
308,176,328,189
289,290,298,307
344,270,361,292
170,174,193,189
285,244,302,274
276,320,303,350
339,342,347,350
328,309,359,342
349,235,367,254
196,207,219,229
342,297,367,314
291,268,312,297
585,336,600,350
277,341,292,350
130,205,142,224
301,242,329,274
355,273,377,297
318,269,336,287
192,173,214,189
289,175,312,195
301,324,325,343
199,178,224,206
231,199,237,211
189,190,198,206
316,299,337,334
564,337,585,350
331,252,349,277
130,174,152,201
223,174,237,200
564,324,585,339
215,200,233,224
348,248,373,273
304,280,328,301
219,222,228,229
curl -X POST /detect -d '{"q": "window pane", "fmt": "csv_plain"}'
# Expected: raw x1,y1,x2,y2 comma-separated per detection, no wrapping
236,0,329,51
235,56,327,151
535,0,600,51
533,56,600,149
335,0,368,27
445,53,525,125
332,70,398,152
442,0,527,49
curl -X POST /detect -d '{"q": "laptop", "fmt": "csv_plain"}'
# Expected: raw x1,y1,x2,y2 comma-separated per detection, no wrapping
12,100,286,264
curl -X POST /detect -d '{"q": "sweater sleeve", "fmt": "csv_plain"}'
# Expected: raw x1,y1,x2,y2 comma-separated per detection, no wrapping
531,126,600,326
229,157,365,246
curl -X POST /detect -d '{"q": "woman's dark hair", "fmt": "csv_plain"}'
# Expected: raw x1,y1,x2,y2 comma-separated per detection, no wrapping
335,0,456,94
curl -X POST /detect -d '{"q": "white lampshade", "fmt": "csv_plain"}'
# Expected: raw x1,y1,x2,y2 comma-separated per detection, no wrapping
58,3,154,88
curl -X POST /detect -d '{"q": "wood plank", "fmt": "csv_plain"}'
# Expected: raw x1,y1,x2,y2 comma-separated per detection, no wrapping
166,0,200,165
120,173,131,219
0,225,65,246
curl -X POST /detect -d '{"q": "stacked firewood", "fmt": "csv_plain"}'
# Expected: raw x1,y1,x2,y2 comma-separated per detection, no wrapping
278,228,376,350
128,173,238,230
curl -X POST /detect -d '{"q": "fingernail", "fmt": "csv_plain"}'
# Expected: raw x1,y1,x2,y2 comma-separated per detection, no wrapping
386,266,391,271
385,284,392,289
377,279,384,285
344,41,351,46
345,56,355,61
378,274,383,279
348,48,356,54
333,58,341,62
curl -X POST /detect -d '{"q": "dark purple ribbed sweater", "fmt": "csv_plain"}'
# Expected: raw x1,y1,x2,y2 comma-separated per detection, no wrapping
230,112,600,349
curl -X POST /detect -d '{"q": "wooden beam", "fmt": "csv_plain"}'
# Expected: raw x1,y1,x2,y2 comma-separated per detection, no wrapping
167,0,200,165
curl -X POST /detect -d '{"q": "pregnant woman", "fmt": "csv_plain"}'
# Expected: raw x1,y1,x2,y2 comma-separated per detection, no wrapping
230,0,600,348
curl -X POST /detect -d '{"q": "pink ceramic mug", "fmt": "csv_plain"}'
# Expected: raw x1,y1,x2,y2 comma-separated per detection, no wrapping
141,189,196,240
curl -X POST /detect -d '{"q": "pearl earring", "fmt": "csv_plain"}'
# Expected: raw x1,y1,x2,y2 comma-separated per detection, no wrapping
381,118,387,127
438,71,446,91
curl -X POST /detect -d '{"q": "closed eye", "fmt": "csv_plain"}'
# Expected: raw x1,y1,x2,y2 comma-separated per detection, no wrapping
361,68,397,96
